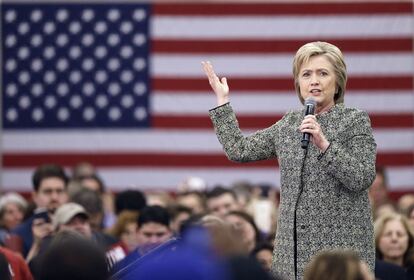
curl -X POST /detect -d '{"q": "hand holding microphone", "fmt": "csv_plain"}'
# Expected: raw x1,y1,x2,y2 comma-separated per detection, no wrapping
299,97,330,151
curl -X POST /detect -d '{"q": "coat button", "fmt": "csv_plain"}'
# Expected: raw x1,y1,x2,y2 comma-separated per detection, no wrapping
300,225,306,230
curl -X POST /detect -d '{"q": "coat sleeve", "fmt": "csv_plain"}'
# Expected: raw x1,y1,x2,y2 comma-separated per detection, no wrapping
317,110,377,192
209,103,279,162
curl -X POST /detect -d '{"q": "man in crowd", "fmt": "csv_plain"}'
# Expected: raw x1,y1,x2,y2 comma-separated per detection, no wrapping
6,164,68,257
206,186,240,218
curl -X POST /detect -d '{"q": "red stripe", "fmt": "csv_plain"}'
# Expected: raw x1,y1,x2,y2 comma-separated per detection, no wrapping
152,76,413,91
3,152,413,168
152,114,414,129
152,38,413,53
153,3,412,15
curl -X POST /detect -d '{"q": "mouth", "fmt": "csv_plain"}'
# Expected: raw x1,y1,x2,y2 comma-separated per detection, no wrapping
309,89,321,94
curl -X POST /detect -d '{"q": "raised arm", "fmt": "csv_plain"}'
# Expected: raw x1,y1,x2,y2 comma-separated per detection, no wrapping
202,61,229,106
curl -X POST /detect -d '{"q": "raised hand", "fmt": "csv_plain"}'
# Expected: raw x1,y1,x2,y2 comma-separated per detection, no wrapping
201,61,230,106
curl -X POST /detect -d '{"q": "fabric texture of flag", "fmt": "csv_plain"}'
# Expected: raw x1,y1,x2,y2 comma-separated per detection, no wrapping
1,1,413,193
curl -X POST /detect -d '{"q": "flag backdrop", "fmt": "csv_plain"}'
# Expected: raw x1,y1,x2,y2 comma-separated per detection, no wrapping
1,1,413,193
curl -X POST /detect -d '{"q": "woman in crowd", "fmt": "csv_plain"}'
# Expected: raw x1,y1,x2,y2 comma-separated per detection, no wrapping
0,193,27,244
203,41,376,279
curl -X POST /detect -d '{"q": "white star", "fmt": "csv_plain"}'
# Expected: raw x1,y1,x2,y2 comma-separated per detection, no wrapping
83,82,95,96
70,95,83,109
94,46,108,59
69,21,82,34
133,33,146,46
133,58,146,71
44,95,57,109
107,9,121,22
56,9,69,22
133,9,147,21
43,22,56,34
107,58,120,71
43,46,56,59
18,22,30,35
134,82,147,96
6,83,18,97
95,70,108,84
5,35,17,48
121,95,134,108
120,70,134,84
107,33,120,46
82,9,95,22
57,107,70,121
120,21,133,34
57,83,69,97
19,96,31,109
120,45,133,59
5,60,17,72
82,58,95,71
31,59,43,72
6,108,18,122
82,33,95,47
31,34,43,47
18,71,30,85
56,34,69,47
31,83,44,97
83,107,96,121
108,82,121,96
56,58,69,72
134,107,147,121
18,47,30,60
95,94,108,108
31,10,43,22
5,10,17,23
69,46,82,59
32,108,44,122
108,107,122,121
69,71,82,84
44,71,57,84
95,21,108,34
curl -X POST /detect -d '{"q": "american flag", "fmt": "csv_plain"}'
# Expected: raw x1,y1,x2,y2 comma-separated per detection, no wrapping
1,1,413,194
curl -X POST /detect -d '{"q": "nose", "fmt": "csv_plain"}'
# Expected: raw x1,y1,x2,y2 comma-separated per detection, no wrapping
310,73,319,86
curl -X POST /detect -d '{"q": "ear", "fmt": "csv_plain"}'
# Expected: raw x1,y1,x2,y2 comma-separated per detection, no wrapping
32,191,39,205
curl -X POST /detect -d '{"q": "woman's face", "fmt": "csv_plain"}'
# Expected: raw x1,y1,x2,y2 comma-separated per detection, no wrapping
378,219,409,262
121,222,138,252
298,55,337,112
1,202,24,230
225,214,256,252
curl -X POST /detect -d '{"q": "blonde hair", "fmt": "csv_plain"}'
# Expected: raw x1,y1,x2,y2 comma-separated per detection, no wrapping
374,212,414,266
304,250,364,280
292,41,347,104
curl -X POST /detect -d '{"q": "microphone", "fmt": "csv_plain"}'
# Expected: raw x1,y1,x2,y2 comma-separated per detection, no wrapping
301,97,316,149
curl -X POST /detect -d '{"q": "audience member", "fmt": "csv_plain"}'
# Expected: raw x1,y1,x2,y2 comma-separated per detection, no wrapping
37,230,109,280
168,205,192,236
224,210,261,253
304,250,374,280
115,189,147,215
0,251,11,280
398,194,414,216
374,212,414,271
0,193,28,244
106,211,139,266
206,186,240,218
251,242,274,272
71,187,105,231
176,191,206,214
369,166,393,218
0,246,33,280
72,162,96,180
177,176,207,193
7,164,68,257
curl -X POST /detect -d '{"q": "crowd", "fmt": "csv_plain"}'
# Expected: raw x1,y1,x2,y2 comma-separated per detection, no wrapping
0,162,413,280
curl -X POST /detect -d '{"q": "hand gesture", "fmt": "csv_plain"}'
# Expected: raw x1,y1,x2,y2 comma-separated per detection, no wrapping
299,115,330,152
201,61,229,106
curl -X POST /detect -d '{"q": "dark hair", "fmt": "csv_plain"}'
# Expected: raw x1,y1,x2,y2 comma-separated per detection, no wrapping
168,205,193,220
251,242,274,257
0,252,11,280
206,186,237,201
32,164,69,192
138,206,170,228
115,190,147,215
226,210,262,246
227,256,277,280
38,230,109,280
71,188,103,215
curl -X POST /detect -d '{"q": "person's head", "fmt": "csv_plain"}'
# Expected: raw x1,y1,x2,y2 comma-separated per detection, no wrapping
176,191,206,215
374,212,414,267
293,41,347,110
53,203,92,238
77,174,105,194
406,204,414,231
368,166,389,209
304,250,371,280
225,210,261,253
39,230,109,280
137,206,172,246
206,186,240,218
70,188,104,231
72,162,96,179
168,205,192,235
32,164,69,213
397,194,414,215
108,210,139,252
251,242,274,272
0,192,27,230
115,189,147,215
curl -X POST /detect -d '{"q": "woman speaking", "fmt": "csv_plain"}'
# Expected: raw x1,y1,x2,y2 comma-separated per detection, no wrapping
202,41,376,280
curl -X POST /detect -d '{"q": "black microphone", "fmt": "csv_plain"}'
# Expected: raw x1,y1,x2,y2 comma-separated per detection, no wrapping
301,97,316,149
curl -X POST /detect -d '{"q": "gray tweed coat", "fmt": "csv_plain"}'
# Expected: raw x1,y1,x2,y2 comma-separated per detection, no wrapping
209,102,376,280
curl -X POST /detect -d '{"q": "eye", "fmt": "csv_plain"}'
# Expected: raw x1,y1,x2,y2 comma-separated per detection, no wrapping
302,72,310,77
320,71,328,76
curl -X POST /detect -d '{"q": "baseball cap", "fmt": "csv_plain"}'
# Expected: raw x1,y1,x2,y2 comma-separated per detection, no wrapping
53,202,89,228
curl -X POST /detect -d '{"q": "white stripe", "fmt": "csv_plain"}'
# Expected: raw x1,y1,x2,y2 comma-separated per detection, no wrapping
3,167,413,191
152,15,413,39
2,129,413,152
152,53,413,76
152,91,414,114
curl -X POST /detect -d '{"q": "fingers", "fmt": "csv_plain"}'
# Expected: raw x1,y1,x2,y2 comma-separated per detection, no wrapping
201,61,219,84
